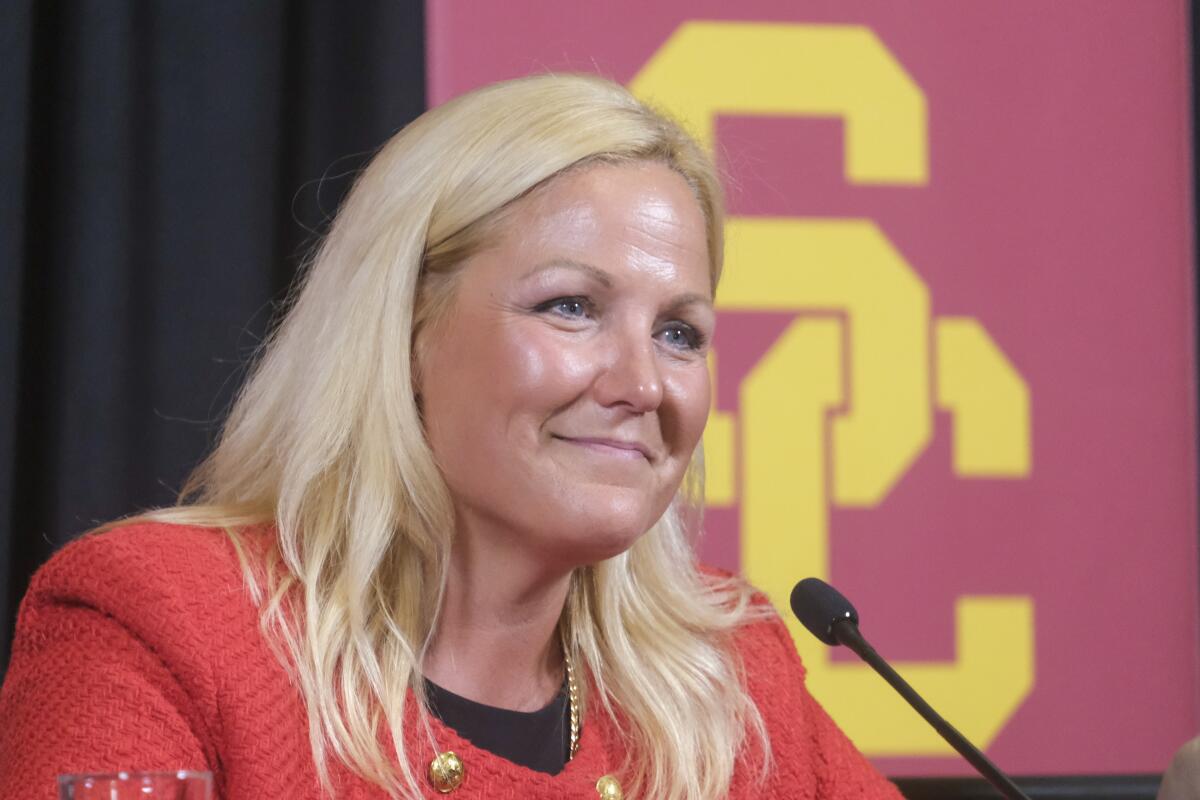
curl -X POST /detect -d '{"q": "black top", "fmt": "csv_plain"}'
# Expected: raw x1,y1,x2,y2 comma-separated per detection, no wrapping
425,679,570,776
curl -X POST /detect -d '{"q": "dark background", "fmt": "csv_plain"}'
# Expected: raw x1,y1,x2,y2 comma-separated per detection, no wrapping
0,3,1189,793
0,0,426,669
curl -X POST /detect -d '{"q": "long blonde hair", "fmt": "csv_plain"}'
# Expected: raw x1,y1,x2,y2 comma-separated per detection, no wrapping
135,73,768,799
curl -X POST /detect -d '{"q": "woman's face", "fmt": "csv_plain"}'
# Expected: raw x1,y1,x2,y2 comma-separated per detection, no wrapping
417,161,714,569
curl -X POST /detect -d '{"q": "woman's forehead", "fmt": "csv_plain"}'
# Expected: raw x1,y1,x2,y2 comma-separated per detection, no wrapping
475,163,712,295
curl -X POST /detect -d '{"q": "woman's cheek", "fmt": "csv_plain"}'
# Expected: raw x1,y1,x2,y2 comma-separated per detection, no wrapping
665,364,712,448
522,330,599,394
503,337,551,394
490,318,563,389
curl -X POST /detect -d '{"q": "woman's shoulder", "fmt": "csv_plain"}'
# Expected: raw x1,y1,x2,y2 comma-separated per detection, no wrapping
2,521,293,790
14,519,279,717
20,519,272,640
696,564,809,680
699,569,904,798
32,519,259,593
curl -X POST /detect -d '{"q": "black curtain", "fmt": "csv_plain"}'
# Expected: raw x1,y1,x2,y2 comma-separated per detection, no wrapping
0,1,427,673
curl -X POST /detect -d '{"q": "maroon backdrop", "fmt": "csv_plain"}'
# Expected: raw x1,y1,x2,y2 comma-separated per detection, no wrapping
428,0,1197,776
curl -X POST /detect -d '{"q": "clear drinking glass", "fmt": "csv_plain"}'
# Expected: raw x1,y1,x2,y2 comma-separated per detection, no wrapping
57,771,212,799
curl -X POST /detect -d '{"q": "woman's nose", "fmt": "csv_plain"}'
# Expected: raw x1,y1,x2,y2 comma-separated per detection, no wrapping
593,332,664,413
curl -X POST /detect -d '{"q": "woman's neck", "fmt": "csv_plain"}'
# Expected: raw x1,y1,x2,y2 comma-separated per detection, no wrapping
422,519,573,712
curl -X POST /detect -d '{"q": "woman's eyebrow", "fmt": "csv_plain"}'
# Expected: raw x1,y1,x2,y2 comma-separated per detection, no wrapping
523,261,713,312
521,259,613,287
668,292,713,312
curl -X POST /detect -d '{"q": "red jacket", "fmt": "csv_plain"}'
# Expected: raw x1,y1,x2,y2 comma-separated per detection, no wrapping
0,523,901,799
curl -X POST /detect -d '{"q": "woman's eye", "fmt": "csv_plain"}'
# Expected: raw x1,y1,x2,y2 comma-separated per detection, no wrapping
535,296,591,319
657,323,705,351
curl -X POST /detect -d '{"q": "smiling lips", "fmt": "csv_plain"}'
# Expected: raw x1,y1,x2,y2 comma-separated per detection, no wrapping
554,435,654,461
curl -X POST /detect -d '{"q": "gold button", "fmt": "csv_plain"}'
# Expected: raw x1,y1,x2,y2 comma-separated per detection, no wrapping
596,775,623,800
429,751,465,793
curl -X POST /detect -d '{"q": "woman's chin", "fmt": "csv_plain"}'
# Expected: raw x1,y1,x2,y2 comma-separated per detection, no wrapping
546,505,663,567
574,531,644,566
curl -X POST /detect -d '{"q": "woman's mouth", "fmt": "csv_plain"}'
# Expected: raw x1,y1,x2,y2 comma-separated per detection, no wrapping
552,435,653,461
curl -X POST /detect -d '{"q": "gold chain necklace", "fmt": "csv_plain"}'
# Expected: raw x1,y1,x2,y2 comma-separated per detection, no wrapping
564,646,580,759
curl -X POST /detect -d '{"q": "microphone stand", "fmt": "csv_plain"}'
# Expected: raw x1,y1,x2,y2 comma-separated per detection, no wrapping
832,620,1032,800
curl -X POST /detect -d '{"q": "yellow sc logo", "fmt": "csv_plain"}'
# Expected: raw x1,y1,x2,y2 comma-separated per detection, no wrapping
631,21,1034,757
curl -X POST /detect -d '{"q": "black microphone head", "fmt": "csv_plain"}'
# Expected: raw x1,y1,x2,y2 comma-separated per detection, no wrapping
790,577,859,646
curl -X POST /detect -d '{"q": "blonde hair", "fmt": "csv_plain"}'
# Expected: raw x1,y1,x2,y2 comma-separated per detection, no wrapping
132,73,768,799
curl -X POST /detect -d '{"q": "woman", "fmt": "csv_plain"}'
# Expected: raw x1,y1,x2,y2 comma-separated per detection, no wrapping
0,74,900,799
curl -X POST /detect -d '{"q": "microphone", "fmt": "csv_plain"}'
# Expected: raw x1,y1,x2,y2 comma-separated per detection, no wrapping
790,578,1032,800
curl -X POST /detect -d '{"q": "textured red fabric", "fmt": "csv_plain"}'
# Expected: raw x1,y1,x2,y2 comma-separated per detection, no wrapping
0,523,902,799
